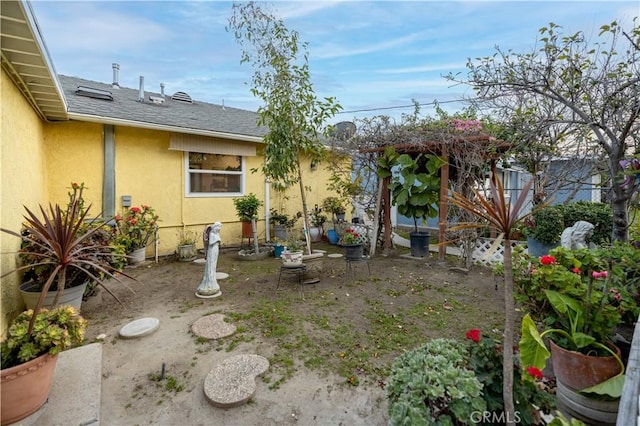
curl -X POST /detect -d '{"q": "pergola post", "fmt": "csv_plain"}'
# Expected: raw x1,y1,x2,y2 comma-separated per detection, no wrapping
438,145,449,262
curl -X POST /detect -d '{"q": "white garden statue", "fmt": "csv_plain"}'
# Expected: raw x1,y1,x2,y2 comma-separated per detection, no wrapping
196,222,222,298
560,220,595,250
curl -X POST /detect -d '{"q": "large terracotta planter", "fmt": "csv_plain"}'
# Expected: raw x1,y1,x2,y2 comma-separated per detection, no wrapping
550,340,622,391
19,281,87,311
1,353,59,425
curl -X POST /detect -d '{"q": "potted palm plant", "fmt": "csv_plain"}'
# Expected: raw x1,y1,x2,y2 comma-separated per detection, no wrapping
0,185,128,424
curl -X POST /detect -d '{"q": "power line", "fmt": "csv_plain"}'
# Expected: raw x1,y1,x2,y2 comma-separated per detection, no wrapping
337,98,468,114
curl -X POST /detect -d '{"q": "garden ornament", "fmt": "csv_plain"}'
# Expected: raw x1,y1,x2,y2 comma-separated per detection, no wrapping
196,222,222,298
560,220,594,250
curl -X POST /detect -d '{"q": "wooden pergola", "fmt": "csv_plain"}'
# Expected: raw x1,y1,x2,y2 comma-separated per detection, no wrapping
360,134,511,262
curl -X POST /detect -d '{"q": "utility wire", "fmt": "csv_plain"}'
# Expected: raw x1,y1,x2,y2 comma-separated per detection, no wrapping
337,97,470,114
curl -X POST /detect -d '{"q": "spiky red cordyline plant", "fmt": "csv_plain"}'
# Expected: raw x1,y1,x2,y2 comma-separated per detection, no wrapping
1,196,130,334
448,175,533,426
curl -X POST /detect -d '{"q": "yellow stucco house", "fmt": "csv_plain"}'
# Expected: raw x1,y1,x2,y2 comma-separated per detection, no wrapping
1,1,339,334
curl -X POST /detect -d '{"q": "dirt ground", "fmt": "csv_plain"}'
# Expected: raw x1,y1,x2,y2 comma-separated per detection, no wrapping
80,242,504,426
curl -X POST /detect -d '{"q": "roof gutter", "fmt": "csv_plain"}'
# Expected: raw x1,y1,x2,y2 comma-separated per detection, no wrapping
66,112,265,144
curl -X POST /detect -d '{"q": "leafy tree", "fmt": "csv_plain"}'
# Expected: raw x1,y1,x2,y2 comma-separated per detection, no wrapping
449,19,640,241
227,2,341,254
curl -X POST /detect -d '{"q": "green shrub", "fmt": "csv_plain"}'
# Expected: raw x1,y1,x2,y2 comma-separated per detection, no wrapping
563,201,612,245
387,338,485,425
526,205,565,244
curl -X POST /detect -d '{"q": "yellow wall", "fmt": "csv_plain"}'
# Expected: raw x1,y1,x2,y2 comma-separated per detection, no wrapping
42,123,273,254
0,69,50,334
1,67,343,336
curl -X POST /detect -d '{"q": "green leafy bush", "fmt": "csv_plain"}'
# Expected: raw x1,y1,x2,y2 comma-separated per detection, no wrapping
387,338,486,425
513,244,640,335
562,201,612,245
525,204,565,244
466,330,555,425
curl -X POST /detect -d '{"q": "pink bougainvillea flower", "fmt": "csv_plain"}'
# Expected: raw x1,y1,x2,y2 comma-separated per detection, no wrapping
130,206,141,213
592,271,608,279
466,329,481,342
572,267,581,274
115,215,122,221
540,255,556,265
526,366,543,380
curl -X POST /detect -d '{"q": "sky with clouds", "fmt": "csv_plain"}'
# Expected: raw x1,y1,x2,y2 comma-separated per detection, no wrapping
30,1,638,124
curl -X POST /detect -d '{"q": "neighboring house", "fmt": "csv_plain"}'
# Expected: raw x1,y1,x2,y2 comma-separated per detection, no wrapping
0,1,336,334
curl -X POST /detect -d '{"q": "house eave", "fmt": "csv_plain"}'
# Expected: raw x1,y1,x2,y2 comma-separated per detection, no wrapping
67,112,265,144
0,0,68,121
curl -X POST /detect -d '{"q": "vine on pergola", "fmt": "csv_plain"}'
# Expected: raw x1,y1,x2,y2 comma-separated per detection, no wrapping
338,106,510,264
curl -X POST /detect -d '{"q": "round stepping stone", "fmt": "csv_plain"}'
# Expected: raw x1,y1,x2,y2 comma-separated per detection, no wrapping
193,258,206,264
216,272,229,280
204,354,269,408
119,317,160,339
191,314,236,340
327,253,343,258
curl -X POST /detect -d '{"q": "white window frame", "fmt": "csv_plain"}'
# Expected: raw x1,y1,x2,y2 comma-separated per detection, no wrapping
184,152,246,197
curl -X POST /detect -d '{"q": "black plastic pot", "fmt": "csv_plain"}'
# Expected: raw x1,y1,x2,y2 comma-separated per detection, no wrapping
409,231,429,257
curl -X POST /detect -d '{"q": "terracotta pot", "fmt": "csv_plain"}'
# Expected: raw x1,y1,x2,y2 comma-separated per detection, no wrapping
1,353,59,425
242,221,253,238
550,340,622,391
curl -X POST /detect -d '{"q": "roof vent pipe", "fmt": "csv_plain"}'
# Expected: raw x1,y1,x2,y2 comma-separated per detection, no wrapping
112,63,120,88
138,76,144,102
160,83,165,97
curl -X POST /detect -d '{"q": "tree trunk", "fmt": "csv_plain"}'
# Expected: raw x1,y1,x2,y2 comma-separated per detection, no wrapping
382,176,392,255
502,241,515,424
297,158,312,255
251,218,260,254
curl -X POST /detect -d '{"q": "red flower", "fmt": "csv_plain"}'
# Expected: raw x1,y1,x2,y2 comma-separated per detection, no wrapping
526,366,543,380
466,329,481,343
572,267,581,274
71,182,79,189
114,215,122,221
540,255,556,265
130,207,141,213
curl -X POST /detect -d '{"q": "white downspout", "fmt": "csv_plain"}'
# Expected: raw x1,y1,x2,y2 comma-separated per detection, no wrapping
265,178,271,241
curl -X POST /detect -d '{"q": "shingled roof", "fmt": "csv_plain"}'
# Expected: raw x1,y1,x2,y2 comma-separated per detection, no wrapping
59,75,267,142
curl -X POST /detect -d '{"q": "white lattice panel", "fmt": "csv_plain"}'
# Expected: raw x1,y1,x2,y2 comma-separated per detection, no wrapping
467,238,525,266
